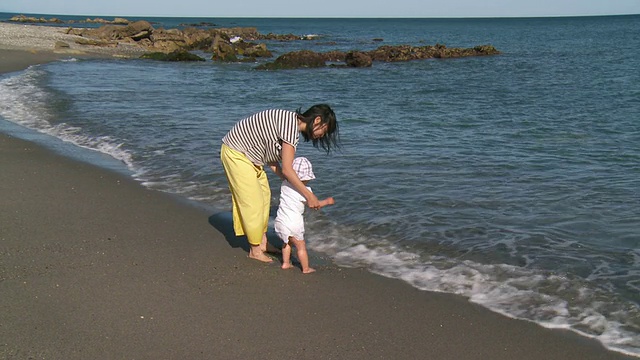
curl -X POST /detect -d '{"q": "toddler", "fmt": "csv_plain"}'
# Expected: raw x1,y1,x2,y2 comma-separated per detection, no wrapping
273,157,334,273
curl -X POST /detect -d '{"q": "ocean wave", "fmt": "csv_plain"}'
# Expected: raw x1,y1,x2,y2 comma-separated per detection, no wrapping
0,65,135,171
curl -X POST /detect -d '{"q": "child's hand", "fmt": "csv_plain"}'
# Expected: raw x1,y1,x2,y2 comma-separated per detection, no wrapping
317,197,334,208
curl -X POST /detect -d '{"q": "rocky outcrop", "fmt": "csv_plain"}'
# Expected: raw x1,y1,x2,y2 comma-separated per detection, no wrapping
345,51,372,67
211,33,238,61
140,50,205,61
147,28,187,52
9,15,65,24
367,43,500,61
54,41,70,49
9,14,131,25
73,20,154,42
74,37,116,47
67,22,277,61
256,44,500,69
255,50,326,70
30,16,500,65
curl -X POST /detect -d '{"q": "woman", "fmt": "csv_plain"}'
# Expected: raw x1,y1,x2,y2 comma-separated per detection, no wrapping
220,104,339,262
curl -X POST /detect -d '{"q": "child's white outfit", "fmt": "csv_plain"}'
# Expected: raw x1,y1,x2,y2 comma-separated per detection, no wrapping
274,157,315,244
274,182,312,243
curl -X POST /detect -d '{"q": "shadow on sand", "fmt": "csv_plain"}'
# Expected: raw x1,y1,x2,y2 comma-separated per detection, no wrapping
207,211,286,262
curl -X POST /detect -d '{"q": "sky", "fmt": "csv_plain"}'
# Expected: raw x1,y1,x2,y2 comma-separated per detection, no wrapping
1,0,639,18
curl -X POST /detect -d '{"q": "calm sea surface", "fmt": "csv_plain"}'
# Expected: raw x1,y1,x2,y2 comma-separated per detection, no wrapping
1,14,639,356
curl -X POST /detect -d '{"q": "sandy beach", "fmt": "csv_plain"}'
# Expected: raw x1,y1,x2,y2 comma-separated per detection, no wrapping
0,22,636,360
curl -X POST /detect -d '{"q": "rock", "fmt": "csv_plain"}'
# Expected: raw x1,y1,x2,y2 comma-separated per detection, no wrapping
366,43,500,62
256,43,500,70
259,32,309,41
55,41,70,48
85,18,110,24
149,28,186,52
345,51,372,67
81,20,154,41
181,27,214,49
237,43,272,58
473,45,500,55
130,30,151,41
9,15,60,23
9,15,130,25
323,50,347,62
75,38,116,47
211,33,238,61
255,50,326,70
140,50,205,61
218,27,261,40
123,21,154,38
56,18,500,67
179,22,217,27
113,18,131,25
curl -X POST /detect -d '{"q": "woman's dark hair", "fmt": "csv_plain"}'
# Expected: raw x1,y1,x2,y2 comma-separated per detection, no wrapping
297,104,340,153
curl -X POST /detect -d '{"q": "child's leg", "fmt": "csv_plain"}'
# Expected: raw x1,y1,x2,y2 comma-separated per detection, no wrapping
281,241,293,270
289,236,315,274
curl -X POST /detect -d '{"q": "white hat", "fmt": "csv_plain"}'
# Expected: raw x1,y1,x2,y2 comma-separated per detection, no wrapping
293,157,315,181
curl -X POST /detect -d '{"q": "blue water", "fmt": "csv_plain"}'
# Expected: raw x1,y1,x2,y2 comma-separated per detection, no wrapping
1,13,639,356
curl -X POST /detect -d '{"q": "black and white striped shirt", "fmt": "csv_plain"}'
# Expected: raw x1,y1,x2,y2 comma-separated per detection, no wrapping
222,109,300,166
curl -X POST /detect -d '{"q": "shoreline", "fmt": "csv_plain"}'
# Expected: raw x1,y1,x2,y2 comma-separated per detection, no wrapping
1,25,637,360
0,21,148,66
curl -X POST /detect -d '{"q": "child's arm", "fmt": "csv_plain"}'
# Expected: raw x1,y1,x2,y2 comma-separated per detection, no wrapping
318,197,335,208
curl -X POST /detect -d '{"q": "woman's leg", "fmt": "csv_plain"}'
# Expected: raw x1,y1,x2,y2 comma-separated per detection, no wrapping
220,144,272,262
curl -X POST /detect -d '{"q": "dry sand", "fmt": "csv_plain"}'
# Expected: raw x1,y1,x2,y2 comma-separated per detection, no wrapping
0,23,635,359
0,22,148,59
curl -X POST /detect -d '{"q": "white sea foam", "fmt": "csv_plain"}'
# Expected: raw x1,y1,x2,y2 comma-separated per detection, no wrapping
0,68,136,172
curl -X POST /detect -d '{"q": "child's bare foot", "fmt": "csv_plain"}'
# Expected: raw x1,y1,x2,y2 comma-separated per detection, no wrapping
281,263,293,270
302,267,316,274
249,246,273,263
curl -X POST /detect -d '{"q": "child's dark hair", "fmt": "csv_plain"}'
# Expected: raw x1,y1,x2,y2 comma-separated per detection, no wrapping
297,104,340,153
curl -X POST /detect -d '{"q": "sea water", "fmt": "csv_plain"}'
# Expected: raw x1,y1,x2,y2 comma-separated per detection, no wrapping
1,14,639,356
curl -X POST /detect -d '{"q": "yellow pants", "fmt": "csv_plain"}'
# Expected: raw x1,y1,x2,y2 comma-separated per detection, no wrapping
220,144,271,246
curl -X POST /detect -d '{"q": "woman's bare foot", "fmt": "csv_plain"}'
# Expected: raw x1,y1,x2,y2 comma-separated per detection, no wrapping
249,245,273,263
281,263,293,270
302,267,316,274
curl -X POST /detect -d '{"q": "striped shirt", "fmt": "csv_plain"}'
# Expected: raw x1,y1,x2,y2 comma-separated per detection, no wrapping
222,109,300,166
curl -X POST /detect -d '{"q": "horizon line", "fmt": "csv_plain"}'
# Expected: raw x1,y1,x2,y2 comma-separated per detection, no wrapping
2,11,639,20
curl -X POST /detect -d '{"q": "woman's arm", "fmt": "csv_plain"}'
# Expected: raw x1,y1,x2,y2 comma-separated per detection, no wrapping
267,162,284,180
280,142,321,209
